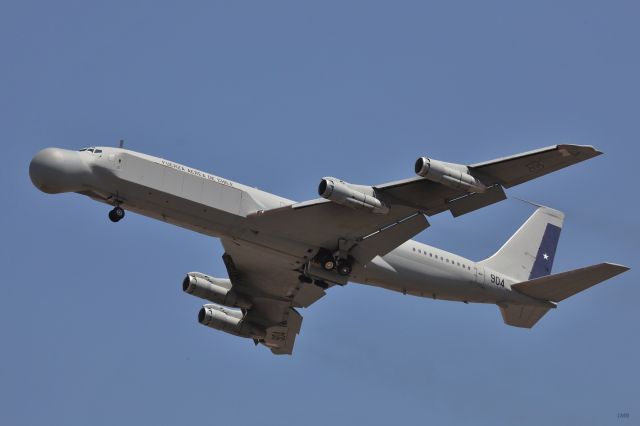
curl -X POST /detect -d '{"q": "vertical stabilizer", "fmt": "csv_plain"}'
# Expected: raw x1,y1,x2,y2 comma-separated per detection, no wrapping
480,207,564,282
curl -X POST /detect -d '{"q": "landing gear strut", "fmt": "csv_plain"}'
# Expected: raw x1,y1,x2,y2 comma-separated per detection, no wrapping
108,206,125,222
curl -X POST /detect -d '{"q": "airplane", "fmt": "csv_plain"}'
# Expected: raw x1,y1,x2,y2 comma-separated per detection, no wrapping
29,144,629,354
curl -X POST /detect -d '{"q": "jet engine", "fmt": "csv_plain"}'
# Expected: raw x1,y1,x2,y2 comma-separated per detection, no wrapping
318,177,389,214
414,157,487,193
198,303,264,339
183,272,252,309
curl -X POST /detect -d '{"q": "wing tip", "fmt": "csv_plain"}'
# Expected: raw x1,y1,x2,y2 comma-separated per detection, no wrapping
603,262,630,274
557,144,604,157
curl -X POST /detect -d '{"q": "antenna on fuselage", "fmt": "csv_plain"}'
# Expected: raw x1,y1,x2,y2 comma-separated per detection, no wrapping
119,139,124,148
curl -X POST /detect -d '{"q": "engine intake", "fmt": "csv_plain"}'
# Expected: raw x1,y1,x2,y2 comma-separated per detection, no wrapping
198,303,264,339
415,157,487,193
183,272,252,309
318,177,389,214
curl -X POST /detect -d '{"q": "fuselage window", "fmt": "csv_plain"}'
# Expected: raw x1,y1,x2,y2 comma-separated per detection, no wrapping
429,253,432,257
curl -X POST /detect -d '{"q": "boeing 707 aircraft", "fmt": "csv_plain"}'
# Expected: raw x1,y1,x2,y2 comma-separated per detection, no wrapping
29,144,628,354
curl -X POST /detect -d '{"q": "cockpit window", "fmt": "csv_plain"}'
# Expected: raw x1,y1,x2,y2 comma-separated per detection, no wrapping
94,149,102,153
79,147,99,153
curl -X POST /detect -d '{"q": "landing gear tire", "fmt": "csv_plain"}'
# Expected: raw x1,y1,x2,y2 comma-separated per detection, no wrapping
337,260,352,276
109,206,125,222
315,248,335,271
322,259,335,271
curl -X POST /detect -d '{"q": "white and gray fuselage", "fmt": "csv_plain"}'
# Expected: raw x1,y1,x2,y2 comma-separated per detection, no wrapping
28,146,544,308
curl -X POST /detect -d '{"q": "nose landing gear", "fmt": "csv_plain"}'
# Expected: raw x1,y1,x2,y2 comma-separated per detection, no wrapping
108,206,125,222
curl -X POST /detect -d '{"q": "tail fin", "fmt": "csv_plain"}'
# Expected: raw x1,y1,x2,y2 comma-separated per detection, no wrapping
487,207,630,329
480,206,564,282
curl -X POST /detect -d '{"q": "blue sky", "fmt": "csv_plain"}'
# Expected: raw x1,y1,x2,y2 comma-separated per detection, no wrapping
2,1,638,425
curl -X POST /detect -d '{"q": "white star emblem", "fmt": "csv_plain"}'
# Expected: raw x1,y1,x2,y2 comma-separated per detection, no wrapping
543,253,549,260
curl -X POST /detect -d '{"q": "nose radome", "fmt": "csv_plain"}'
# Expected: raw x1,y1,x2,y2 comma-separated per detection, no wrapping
29,148,89,194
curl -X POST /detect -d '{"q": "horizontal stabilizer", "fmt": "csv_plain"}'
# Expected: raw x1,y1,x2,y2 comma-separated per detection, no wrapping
499,303,551,328
512,263,629,302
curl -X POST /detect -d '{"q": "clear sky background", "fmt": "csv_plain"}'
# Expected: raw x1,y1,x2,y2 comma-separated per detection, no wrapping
1,1,638,425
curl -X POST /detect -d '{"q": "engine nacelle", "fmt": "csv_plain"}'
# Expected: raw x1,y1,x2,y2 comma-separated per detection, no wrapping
318,177,389,214
183,272,252,309
414,157,487,193
198,303,264,339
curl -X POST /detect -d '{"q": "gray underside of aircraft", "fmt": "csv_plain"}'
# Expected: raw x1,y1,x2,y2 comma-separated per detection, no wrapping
29,144,629,355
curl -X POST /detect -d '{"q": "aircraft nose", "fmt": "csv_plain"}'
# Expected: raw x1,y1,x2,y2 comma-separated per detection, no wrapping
29,148,89,194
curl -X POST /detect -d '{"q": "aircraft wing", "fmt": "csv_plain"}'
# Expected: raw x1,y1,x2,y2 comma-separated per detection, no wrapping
374,144,600,216
220,237,331,355
245,144,600,260
469,144,601,188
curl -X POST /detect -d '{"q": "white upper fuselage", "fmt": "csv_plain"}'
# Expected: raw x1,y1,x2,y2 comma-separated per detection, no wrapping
29,146,540,307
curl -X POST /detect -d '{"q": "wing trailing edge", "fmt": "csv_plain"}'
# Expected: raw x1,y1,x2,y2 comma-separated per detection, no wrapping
351,213,429,264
